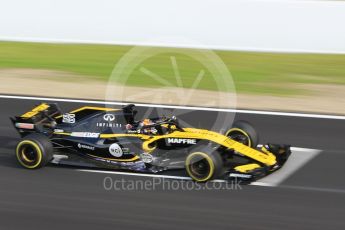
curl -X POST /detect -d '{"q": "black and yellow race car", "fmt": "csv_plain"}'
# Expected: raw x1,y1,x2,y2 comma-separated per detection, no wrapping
11,103,291,182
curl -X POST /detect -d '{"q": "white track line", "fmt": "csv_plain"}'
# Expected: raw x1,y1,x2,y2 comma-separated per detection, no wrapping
1,94,345,120
257,148,321,186
277,184,345,194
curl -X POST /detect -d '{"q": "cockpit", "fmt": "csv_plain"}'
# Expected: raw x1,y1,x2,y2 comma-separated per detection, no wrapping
122,104,184,135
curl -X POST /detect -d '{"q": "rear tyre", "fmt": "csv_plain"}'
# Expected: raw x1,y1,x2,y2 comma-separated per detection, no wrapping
185,149,223,182
225,121,259,148
15,134,53,169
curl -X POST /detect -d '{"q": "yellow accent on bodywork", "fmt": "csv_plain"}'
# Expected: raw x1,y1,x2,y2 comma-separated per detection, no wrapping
161,124,177,130
234,163,261,173
261,146,280,156
21,103,50,118
54,132,71,136
142,141,157,152
143,128,277,166
101,134,155,152
70,106,118,113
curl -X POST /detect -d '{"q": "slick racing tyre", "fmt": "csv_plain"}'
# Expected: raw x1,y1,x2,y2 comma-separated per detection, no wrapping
185,149,223,182
225,121,259,148
15,134,53,169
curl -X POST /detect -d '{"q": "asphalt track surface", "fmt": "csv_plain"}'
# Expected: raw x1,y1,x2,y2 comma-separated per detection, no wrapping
0,96,344,230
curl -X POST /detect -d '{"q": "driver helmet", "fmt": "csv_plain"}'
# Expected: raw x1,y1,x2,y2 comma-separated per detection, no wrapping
142,119,153,126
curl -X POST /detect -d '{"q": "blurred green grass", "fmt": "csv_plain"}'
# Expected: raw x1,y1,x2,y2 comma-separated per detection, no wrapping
1,41,344,95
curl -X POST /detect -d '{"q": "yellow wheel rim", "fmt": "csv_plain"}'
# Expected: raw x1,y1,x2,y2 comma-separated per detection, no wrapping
225,128,252,147
16,140,43,169
186,152,215,182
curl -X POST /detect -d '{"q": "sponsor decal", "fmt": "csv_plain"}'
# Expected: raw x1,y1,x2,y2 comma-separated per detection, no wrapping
229,173,252,179
71,132,100,138
77,143,95,151
144,127,157,134
15,123,34,129
109,143,123,157
96,123,122,128
140,153,153,163
167,138,196,145
62,113,76,124
103,114,115,122
127,129,139,134
54,129,64,133
121,148,130,154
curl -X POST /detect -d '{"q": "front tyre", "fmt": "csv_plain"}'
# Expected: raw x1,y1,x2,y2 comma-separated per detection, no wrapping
185,150,223,182
225,121,259,148
15,134,53,169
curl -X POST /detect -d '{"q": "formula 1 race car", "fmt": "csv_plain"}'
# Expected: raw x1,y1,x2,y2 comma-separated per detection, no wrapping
11,103,291,182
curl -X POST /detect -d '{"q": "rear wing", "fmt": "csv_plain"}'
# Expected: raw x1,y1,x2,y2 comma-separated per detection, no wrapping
10,103,62,137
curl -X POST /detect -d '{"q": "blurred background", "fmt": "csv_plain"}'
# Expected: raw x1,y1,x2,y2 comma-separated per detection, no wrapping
0,0,344,113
